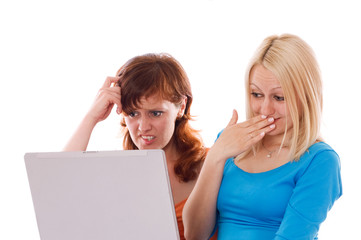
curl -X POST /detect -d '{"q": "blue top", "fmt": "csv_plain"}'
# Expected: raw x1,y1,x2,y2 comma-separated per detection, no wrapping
214,142,342,240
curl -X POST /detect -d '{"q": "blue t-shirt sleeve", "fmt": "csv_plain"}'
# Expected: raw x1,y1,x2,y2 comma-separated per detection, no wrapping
274,149,342,240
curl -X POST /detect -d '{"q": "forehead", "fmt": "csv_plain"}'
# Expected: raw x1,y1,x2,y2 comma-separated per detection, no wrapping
137,95,176,109
250,64,281,89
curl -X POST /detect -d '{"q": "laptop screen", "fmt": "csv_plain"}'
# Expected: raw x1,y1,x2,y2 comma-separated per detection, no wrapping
25,150,180,240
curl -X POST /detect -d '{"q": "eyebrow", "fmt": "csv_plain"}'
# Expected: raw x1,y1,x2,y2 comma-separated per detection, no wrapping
250,83,282,90
138,106,168,111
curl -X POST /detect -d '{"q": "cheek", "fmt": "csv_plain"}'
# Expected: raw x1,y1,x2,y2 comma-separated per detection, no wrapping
277,106,287,116
277,105,293,128
157,117,176,137
274,101,289,116
124,118,137,135
250,99,261,113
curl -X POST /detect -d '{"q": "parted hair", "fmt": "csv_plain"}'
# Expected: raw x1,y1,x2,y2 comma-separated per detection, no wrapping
243,34,323,161
116,53,206,182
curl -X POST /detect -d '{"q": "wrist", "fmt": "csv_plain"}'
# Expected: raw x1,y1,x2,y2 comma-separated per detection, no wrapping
206,146,230,166
82,113,99,129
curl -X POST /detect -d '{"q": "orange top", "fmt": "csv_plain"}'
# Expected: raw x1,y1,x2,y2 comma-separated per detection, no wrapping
175,198,217,240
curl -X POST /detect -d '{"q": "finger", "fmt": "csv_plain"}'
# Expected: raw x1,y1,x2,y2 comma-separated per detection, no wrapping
107,92,122,114
102,76,121,88
247,130,266,146
240,114,268,128
104,86,121,94
247,116,274,133
116,106,122,114
105,94,122,115
248,123,276,140
239,113,273,132
98,86,122,114
226,109,238,127
97,87,121,104
109,90,122,114
97,87,121,99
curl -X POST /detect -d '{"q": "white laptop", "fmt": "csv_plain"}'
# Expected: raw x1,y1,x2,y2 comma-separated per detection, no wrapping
25,150,180,240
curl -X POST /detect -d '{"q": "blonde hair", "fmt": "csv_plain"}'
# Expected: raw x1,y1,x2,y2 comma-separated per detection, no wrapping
242,34,323,161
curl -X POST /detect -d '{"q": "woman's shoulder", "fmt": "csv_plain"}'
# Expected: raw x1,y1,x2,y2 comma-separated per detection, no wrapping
298,141,341,174
304,141,339,162
295,141,343,199
308,141,336,153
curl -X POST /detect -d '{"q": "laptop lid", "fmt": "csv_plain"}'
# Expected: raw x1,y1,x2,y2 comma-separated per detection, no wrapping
25,150,180,240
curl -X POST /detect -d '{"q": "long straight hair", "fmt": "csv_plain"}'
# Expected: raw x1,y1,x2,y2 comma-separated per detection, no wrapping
241,34,323,161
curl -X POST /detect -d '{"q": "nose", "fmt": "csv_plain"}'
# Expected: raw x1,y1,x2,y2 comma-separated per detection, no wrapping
260,98,275,116
138,116,152,132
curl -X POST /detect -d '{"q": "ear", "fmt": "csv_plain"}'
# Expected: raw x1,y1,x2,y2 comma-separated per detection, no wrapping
177,97,187,118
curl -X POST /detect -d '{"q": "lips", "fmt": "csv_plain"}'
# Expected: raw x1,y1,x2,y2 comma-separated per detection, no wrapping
141,135,155,141
140,135,156,145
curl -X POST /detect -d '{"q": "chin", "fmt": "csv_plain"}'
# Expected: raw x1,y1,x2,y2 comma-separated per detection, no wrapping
266,131,280,136
139,145,158,150
267,126,292,137
266,126,284,136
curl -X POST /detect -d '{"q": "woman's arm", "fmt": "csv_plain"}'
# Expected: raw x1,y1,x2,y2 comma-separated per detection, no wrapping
183,111,276,240
63,76,122,151
183,146,230,240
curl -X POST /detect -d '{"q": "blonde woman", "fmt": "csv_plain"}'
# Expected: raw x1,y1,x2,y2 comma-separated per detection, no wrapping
183,34,342,240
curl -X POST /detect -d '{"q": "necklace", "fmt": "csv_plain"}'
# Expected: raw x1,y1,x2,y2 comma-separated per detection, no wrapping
262,142,277,158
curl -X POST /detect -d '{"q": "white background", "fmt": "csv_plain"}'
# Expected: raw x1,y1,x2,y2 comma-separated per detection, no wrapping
1,0,360,239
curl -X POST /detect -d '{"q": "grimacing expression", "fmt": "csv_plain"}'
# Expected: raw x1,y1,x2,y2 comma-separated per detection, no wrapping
249,64,293,136
124,95,185,152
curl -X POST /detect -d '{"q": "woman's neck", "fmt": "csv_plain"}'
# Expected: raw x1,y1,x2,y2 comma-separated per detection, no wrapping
262,132,291,150
163,138,179,164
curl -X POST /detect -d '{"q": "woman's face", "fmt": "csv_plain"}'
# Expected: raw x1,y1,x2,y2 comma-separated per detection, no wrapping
249,64,292,136
124,94,185,152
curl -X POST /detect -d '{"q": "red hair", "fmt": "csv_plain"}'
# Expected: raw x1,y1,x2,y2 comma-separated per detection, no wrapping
117,53,206,182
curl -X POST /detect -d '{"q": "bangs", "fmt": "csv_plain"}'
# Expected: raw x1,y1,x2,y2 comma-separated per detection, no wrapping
119,61,184,115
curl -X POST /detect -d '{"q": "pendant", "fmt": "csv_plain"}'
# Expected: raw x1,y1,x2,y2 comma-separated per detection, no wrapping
267,152,272,158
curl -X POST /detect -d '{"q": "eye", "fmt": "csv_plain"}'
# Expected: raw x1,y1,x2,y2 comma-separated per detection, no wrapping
251,92,263,98
150,111,163,117
128,111,138,118
274,95,285,101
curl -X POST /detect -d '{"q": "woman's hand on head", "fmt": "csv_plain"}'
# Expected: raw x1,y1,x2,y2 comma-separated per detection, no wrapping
86,76,122,123
209,109,275,161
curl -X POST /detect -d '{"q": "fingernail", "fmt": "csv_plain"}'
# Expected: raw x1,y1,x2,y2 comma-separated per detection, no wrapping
261,115,267,119
260,132,265,136
270,124,275,129
268,117,274,122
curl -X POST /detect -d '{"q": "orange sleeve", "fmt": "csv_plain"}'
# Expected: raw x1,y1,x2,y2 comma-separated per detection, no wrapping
174,198,187,240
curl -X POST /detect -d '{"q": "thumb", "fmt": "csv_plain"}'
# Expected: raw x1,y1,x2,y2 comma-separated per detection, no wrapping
116,105,122,115
226,109,238,127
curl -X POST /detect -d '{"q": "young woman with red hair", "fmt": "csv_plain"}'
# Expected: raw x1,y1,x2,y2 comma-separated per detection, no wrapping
64,53,216,240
